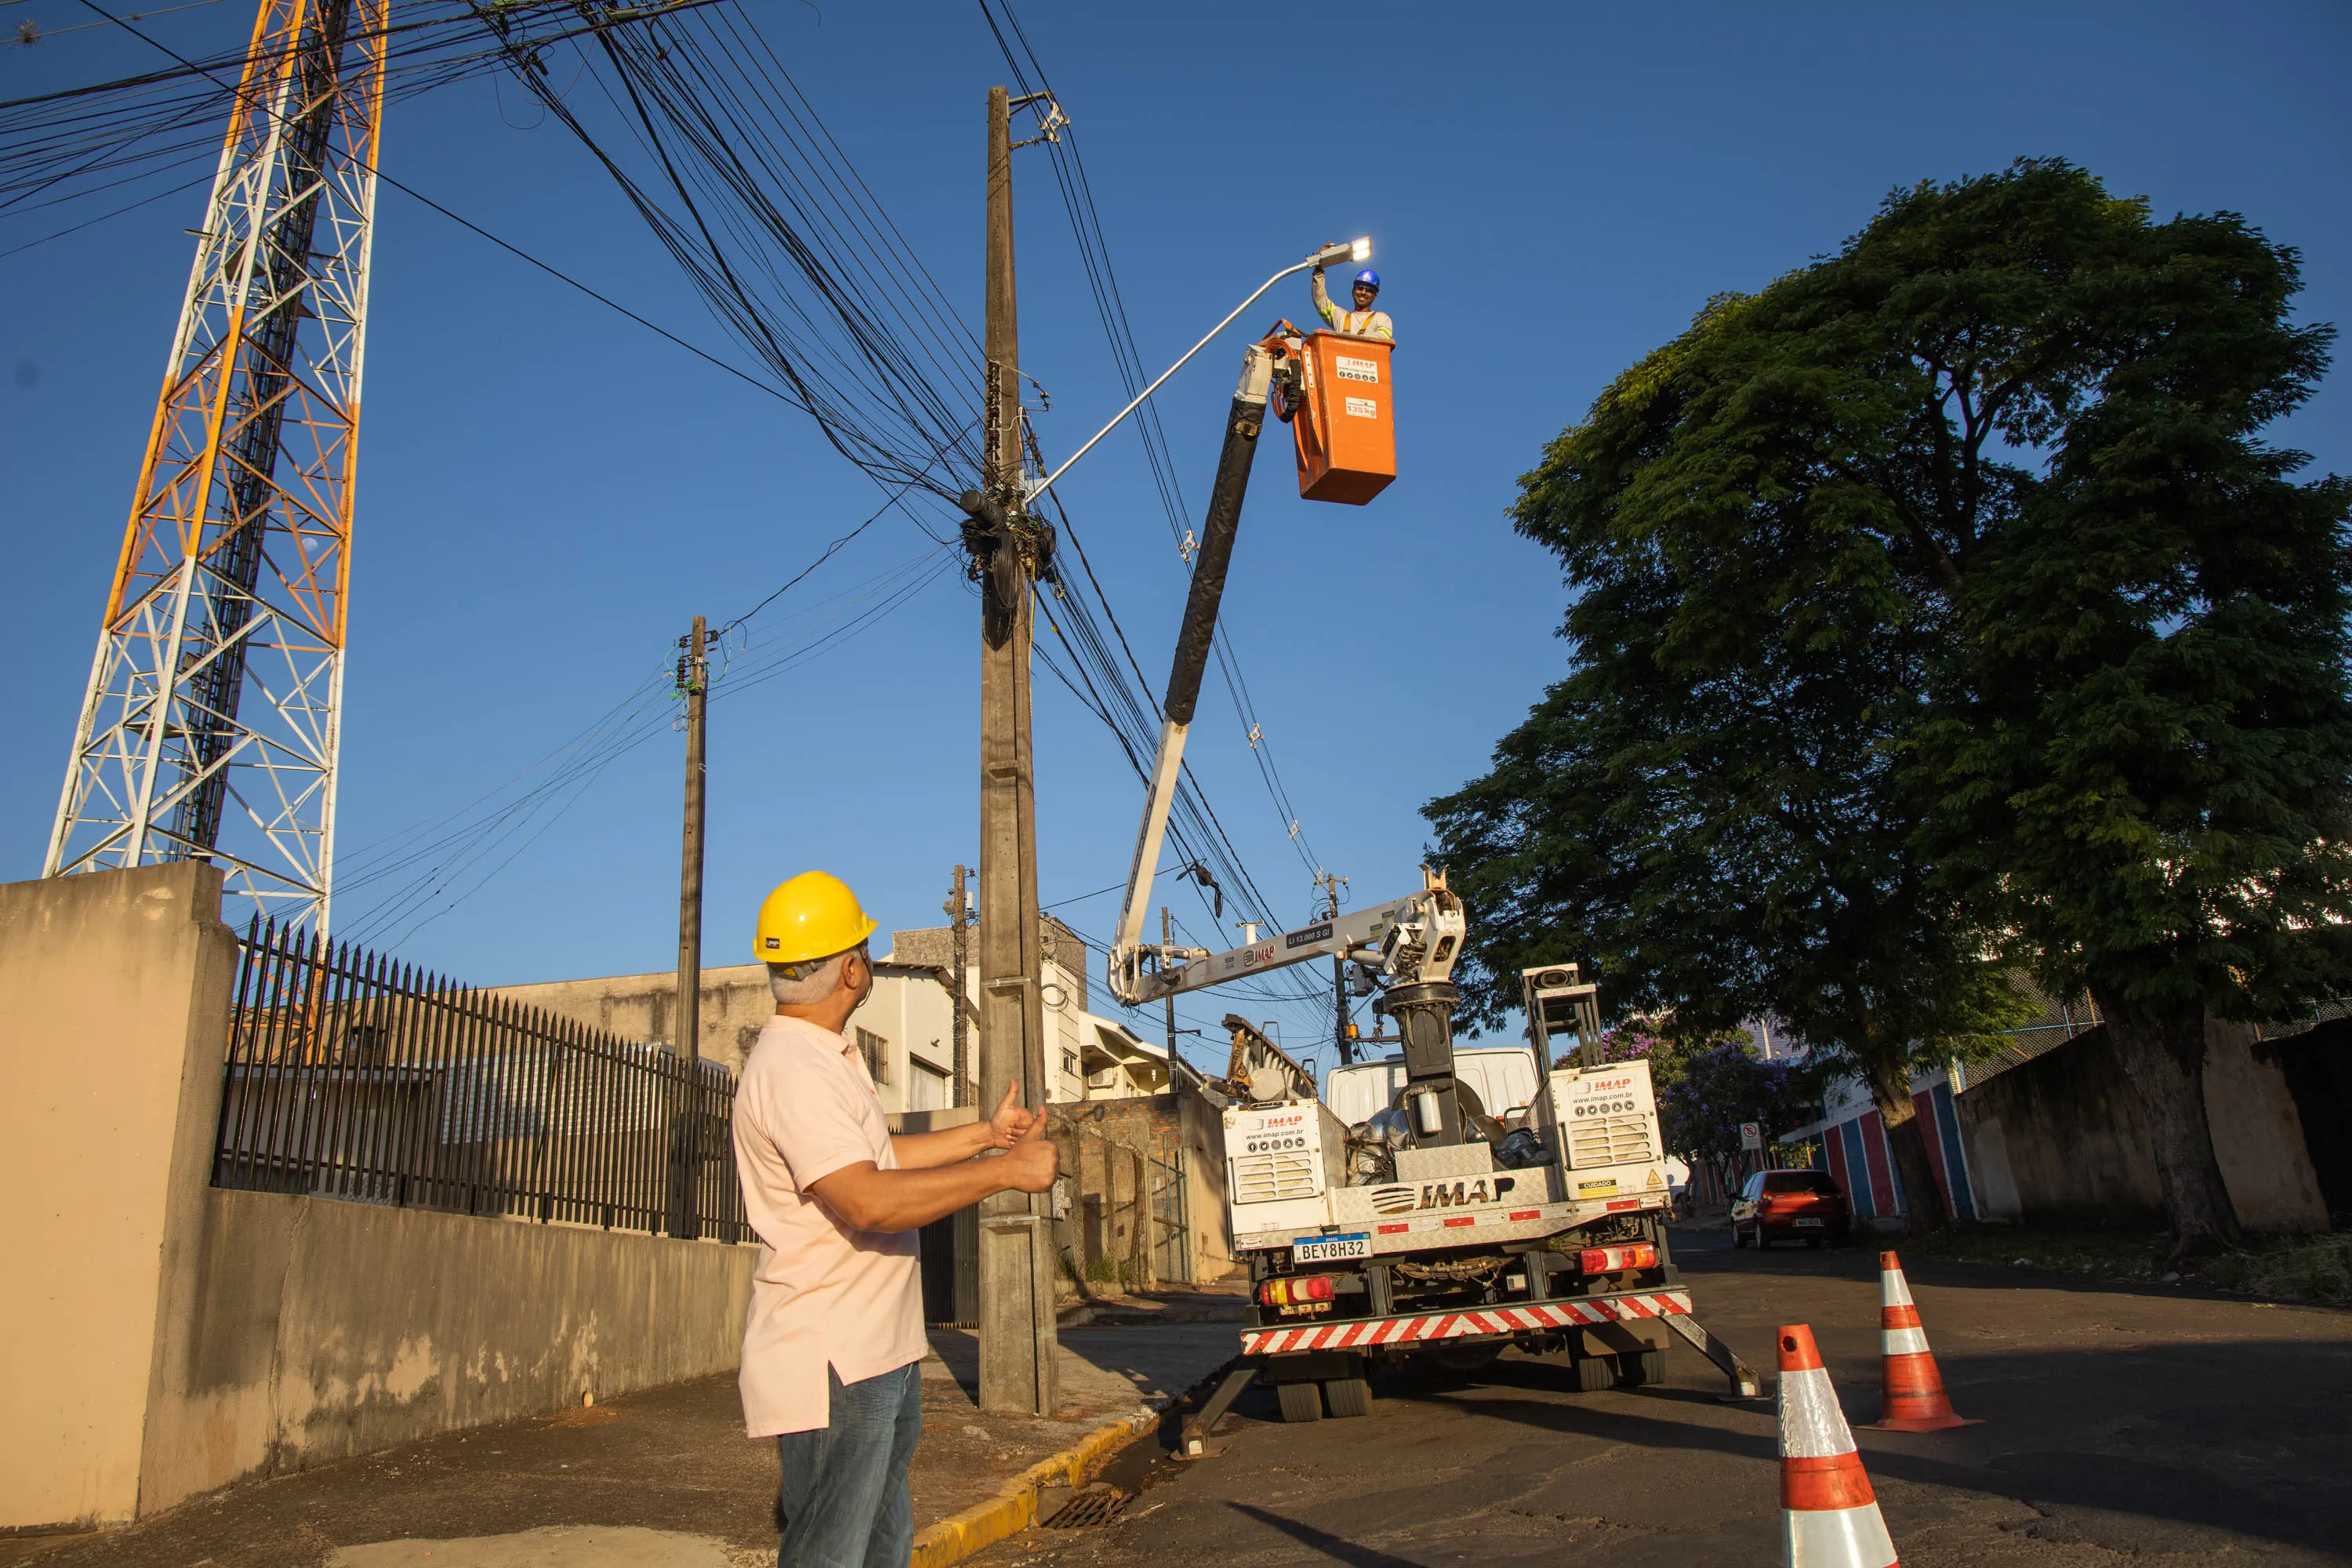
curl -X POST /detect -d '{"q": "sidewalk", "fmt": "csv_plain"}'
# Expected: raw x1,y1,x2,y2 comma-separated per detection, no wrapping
3,1287,1247,1568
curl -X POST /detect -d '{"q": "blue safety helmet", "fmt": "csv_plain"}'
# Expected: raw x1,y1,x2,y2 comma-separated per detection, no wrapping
1352,269,1381,293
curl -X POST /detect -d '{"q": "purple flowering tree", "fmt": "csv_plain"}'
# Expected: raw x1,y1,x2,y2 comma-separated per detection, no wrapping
1578,1029,1813,1202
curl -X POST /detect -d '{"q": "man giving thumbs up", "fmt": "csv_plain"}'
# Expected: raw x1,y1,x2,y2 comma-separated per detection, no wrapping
733,871,1059,1568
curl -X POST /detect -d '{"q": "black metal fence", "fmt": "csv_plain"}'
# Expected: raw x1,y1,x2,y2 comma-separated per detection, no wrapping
214,919,751,1243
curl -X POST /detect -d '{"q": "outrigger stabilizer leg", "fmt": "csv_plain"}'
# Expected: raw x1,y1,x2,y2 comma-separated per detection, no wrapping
1178,1360,1260,1457
1664,1312,1762,1399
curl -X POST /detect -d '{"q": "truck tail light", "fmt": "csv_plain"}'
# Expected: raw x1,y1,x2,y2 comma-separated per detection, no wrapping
1578,1243,1659,1275
1258,1274,1338,1307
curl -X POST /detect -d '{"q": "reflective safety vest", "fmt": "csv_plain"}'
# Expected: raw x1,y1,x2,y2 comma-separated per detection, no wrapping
1312,270,1394,341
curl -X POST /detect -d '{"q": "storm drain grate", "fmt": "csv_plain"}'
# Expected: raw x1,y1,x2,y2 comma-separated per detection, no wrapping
1042,1488,1130,1529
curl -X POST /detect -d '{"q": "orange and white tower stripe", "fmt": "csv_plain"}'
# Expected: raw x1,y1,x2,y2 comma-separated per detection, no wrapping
1777,1323,1899,1568
1864,1251,1982,1432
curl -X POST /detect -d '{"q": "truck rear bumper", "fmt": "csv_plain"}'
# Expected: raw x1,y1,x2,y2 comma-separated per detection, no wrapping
1241,1287,1692,1356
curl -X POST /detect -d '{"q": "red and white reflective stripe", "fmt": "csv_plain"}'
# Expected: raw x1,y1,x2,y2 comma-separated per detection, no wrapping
1882,1320,1931,1356
1880,1258,1916,1310
1879,1255,1931,1356
1239,1290,1690,1356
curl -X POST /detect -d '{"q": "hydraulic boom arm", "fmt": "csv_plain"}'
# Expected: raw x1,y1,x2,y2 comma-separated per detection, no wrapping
1092,261,1474,1144
1108,339,1274,1004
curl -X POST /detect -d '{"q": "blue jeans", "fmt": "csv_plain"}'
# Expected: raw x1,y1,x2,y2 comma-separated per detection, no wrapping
775,1362,924,1568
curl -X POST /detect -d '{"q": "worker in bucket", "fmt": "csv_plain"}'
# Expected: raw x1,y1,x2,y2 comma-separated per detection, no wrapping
733,870,1058,1568
1312,262,1393,340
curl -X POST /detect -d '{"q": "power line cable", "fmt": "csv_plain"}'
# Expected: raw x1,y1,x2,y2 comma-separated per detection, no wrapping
976,0,1327,887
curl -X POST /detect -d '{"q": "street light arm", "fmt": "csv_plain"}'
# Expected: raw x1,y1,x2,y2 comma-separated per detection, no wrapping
1023,254,1326,505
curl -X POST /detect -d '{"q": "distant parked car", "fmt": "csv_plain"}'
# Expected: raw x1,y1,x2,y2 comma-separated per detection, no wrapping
1732,1170,1850,1249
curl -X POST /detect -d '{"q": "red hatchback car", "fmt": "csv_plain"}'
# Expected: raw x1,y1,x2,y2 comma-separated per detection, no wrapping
1732,1170,1852,1248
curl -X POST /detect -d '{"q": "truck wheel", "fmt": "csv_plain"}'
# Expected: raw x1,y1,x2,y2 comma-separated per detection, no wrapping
1324,1376,1373,1419
1617,1348,1668,1388
1276,1381,1324,1423
1566,1354,1615,1393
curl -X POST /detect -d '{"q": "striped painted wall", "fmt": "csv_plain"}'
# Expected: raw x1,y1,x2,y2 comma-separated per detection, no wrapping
1797,1077,1975,1221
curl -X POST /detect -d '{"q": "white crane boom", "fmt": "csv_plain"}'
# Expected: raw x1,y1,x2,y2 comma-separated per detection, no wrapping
1123,875,1465,1005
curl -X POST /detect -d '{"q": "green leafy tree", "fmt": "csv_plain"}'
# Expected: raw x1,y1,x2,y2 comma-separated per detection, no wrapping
1437,159,2350,1258
1428,297,2024,1235
1897,177,2352,1255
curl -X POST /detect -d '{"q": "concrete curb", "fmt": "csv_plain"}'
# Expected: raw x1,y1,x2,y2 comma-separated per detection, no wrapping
907,1407,1156,1568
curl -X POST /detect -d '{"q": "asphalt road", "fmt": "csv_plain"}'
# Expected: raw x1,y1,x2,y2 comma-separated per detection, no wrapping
976,1229,2352,1568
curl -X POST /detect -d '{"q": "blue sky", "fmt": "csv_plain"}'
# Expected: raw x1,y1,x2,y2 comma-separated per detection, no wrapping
5,0,2347,1076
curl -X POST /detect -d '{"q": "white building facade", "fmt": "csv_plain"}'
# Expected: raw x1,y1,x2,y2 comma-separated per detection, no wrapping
498,913,1174,1116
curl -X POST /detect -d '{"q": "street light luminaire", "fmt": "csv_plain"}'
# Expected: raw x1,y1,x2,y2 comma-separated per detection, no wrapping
1310,236,1374,270
1024,235,1377,503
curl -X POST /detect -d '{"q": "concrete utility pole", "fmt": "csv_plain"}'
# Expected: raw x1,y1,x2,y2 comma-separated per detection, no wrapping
947,864,971,1107
1162,905,1178,1059
1316,869,1349,1064
973,83,1058,1418
670,614,709,1239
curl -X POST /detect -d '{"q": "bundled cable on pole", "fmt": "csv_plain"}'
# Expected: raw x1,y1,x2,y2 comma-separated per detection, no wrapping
19,0,1341,1026
470,0,985,505
975,0,1328,889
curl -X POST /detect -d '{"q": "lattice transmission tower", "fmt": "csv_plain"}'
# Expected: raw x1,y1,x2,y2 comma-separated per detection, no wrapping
44,0,388,934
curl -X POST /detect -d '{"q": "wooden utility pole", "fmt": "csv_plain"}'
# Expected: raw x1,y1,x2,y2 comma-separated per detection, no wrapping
947,863,971,1106
670,614,709,1239
974,83,1058,1417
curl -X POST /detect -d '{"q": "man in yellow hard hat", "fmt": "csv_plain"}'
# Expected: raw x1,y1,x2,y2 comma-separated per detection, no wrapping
732,870,1057,1568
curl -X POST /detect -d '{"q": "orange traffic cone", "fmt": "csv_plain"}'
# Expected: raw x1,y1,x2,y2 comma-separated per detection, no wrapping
1864,1251,1982,1432
1777,1323,1899,1568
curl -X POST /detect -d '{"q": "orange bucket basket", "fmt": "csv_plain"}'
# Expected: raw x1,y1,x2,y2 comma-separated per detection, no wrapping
1287,331,1396,505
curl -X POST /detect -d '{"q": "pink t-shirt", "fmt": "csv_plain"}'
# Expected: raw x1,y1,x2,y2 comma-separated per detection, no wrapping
731,1014,925,1436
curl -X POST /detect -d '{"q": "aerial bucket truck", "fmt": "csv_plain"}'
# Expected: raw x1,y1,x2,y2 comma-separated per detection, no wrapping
1014,239,1762,1446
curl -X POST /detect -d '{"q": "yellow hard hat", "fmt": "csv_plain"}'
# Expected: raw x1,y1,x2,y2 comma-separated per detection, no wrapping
753,870,879,965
